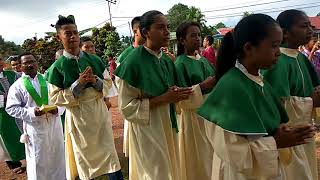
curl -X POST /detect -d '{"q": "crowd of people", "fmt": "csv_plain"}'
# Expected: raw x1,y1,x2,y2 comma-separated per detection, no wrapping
0,8,320,180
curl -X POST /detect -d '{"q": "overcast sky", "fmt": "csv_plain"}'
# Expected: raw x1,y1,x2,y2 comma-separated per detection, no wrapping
0,0,319,45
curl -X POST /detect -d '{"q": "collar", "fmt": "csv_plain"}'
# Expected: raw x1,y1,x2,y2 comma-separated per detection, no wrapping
144,46,163,59
22,72,40,80
0,72,3,79
187,54,201,61
63,50,84,60
235,60,264,87
280,47,299,58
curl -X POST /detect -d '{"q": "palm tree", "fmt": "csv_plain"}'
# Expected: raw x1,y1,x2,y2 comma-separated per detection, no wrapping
187,6,206,25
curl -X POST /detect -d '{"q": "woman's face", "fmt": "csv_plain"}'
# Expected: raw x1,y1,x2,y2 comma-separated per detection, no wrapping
284,14,313,47
248,24,283,70
182,25,201,53
145,15,170,49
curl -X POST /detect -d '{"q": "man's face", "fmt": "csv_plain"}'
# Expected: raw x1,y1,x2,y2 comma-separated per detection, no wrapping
57,24,80,50
21,55,38,76
81,41,96,54
11,60,22,72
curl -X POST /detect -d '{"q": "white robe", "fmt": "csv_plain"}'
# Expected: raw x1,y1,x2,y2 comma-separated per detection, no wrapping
5,74,66,180
177,85,213,180
118,80,180,180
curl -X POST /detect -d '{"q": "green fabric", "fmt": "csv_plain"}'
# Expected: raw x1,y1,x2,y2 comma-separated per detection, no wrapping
0,71,25,161
263,52,320,98
114,46,179,132
198,68,288,135
175,55,215,94
22,74,48,106
46,52,105,89
116,45,134,64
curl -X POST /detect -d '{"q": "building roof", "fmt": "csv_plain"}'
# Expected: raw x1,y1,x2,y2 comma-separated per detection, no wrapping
217,28,233,35
310,16,320,30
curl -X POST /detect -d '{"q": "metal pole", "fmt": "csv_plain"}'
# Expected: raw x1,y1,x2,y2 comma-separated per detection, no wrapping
108,1,112,26
106,0,116,27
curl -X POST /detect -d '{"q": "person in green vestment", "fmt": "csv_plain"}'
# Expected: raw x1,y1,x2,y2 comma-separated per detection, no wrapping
263,9,320,180
197,14,316,180
116,16,145,66
174,21,216,180
0,57,25,174
114,10,193,180
116,16,145,158
46,15,123,180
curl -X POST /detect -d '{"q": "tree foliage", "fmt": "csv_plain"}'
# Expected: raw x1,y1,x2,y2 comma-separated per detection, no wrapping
91,23,122,59
0,35,22,60
167,4,206,34
21,36,63,70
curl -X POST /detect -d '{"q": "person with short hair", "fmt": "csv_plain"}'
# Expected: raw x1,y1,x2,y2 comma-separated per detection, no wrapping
0,56,25,174
46,15,123,180
201,35,216,66
6,52,65,179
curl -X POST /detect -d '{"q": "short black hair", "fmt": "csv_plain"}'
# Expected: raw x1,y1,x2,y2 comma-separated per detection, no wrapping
205,35,214,45
18,52,35,61
276,9,306,34
55,15,76,32
80,36,93,47
11,56,20,63
131,16,141,29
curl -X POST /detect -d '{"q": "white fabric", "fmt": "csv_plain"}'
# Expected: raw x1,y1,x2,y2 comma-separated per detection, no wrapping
118,80,180,180
0,95,4,108
204,124,283,180
103,68,118,97
48,79,121,180
5,74,66,180
0,135,10,161
177,85,214,180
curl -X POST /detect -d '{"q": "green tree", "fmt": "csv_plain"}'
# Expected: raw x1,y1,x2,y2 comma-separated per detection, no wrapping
242,11,251,18
91,23,122,59
317,12,320,16
0,35,22,59
167,3,190,31
21,35,63,70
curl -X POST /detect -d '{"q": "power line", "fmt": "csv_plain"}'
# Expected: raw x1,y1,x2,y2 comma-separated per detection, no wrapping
205,3,320,19
202,0,291,13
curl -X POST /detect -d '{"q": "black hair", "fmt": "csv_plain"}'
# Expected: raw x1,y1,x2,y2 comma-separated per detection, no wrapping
176,21,201,56
139,10,164,39
55,15,76,32
80,36,93,47
18,52,36,62
276,9,306,34
131,16,141,29
205,35,214,45
11,56,20,63
216,13,278,81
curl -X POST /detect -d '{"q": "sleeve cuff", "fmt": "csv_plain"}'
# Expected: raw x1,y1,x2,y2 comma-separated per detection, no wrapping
139,98,150,125
70,80,85,97
93,76,103,91
27,107,36,119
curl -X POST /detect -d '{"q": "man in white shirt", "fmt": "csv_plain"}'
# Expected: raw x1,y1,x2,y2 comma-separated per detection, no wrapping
6,52,66,180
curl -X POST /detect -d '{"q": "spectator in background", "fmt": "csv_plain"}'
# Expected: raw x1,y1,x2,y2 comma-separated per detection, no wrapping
301,36,320,76
201,35,216,66
80,36,96,55
10,56,22,74
108,54,117,81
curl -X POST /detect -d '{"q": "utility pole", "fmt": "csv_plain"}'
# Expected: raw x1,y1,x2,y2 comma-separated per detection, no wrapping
106,0,116,27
